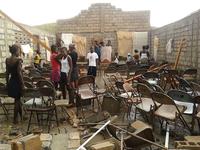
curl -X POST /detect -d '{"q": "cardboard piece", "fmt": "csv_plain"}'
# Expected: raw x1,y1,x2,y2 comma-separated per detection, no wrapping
11,134,42,150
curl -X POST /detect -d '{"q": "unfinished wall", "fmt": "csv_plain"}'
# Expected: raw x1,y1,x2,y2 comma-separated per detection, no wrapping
0,14,55,72
57,3,150,54
150,10,200,72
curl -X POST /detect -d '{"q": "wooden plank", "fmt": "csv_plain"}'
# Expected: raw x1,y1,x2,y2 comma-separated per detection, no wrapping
174,38,186,69
125,63,169,83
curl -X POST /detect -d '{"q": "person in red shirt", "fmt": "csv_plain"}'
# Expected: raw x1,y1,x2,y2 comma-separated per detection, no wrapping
50,45,60,90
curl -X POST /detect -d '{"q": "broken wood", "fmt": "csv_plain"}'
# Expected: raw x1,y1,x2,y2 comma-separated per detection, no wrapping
174,38,187,70
125,63,169,83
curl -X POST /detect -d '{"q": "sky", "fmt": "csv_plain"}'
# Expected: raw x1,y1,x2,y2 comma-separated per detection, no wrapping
1,0,200,27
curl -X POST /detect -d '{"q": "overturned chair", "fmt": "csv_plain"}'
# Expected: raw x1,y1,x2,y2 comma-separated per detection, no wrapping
107,120,155,150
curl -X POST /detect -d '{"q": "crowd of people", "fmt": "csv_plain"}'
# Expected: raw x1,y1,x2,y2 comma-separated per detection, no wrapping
5,44,79,123
5,42,152,123
125,45,152,65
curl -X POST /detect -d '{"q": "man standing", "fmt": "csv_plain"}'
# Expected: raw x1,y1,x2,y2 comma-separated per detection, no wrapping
87,46,98,77
68,43,78,105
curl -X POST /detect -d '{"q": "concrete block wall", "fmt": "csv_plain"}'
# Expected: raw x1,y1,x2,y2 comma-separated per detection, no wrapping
150,10,200,73
57,3,150,52
0,16,56,72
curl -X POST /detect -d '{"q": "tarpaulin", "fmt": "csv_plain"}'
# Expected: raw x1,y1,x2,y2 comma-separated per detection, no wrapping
117,31,133,57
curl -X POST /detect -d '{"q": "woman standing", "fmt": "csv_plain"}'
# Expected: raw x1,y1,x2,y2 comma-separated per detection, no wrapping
6,44,24,124
59,47,72,100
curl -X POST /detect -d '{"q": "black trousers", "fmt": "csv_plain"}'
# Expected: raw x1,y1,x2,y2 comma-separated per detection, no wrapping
60,72,74,104
87,66,97,77
60,72,68,99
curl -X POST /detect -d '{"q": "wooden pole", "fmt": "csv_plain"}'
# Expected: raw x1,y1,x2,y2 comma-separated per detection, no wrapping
174,38,186,69
0,10,51,52
125,63,169,83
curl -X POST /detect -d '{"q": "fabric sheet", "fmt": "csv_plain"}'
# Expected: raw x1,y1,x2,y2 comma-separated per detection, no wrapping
61,34,73,48
117,31,133,57
101,46,112,62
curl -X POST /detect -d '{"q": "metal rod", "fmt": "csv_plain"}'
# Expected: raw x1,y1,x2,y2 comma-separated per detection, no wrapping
165,125,170,149
120,131,124,150
77,120,111,150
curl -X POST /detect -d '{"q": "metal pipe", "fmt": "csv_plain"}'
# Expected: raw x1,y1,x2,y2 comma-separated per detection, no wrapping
165,125,170,149
77,120,111,150
120,131,124,150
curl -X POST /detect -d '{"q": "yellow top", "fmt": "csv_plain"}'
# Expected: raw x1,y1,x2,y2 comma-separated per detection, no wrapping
34,54,41,64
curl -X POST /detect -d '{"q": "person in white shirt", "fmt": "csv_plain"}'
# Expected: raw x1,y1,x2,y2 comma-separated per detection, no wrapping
87,46,99,77
59,47,72,100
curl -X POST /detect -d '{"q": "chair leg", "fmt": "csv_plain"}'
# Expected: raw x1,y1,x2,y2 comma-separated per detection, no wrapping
179,115,191,132
174,120,177,139
47,111,52,133
134,107,137,121
1,103,9,120
197,119,200,133
55,108,59,127
36,112,40,126
96,98,101,112
27,111,33,134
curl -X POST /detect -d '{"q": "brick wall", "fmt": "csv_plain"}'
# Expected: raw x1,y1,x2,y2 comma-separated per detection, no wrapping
57,3,150,53
150,10,200,73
